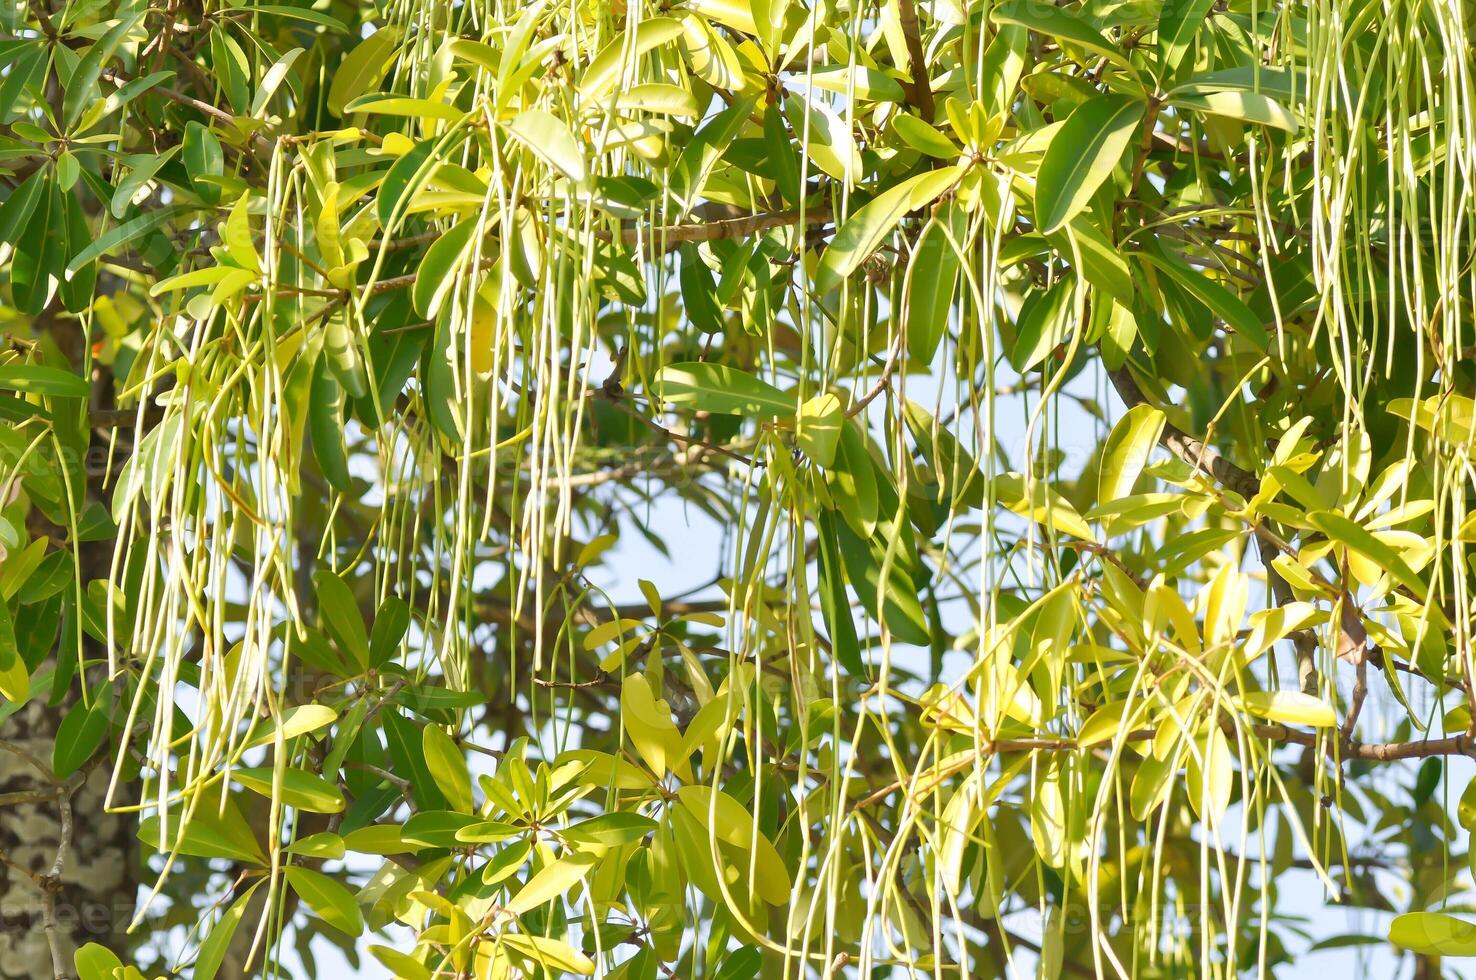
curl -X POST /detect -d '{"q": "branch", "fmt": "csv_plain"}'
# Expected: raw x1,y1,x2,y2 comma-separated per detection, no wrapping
894,0,934,118
1108,364,1327,694
100,69,273,156
1107,365,1260,500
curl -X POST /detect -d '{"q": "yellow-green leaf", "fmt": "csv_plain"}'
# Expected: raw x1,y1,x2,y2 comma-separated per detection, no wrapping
653,362,794,417
1236,691,1337,728
500,933,595,975
232,766,345,813
1099,403,1165,503
1390,912,1476,956
505,109,587,183
423,724,475,813
505,852,597,915
818,166,964,292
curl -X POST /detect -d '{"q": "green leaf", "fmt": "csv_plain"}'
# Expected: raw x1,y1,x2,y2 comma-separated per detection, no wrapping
193,882,262,980
816,512,863,675
53,699,108,778
1078,701,1129,747
818,166,963,292
64,14,143,130
329,27,402,116
309,356,353,492
139,792,265,864
679,14,748,93
1010,279,1074,372
232,766,346,813
369,945,433,980
111,147,180,218
247,4,349,31
993,473,1095,541
1099,403,1165,503
828,419,879,536
763,102,801,204
1054,215,1135,307
676,785,792,904
805,64,907,102
578,17,684,98
1168,91,1297,133
905,203,964,363
314,570,369,669
1156,0,1216,80
250,47,305,118
285,866,363,936
345,94,466,123
832,517,932,646
412,219,480,318
0,363,90,398
285,832,346,859
11,171,61,315
74,943,124,980
621,673,685,778
66,206,186,277
1035,95,1144,233
796,393,842,466
422,724,474,813
679,245,725,333
377,139,438,232
991,1,1139,78
1390,912,1476,956
0,600,27,703
505,109,587,183
789,94,865,183
182,122,223,205
1169,67,1302,105
382,709,448,810
893,112,959,160
653,362,794,417
671,98,754,209
904,400,985,510
368,595,410,667
562,812,659,847
1139,248,1268,350
244,704,338,748
0,167,46,246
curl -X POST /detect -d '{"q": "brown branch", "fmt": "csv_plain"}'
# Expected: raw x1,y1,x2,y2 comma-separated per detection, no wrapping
894,0,934,118
1107,366,1260,500
534,669,616,690
99,69,273,156
1248,723,1476,763
628,206,834,249
845,339,901,418
604,396,756,467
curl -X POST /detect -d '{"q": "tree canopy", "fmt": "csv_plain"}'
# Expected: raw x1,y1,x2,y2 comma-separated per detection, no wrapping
0,0,1473,976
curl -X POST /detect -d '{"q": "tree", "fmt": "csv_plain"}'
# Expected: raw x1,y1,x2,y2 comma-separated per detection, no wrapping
0,0,1472,976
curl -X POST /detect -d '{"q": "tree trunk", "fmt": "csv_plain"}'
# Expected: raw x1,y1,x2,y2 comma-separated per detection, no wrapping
0,700,137,978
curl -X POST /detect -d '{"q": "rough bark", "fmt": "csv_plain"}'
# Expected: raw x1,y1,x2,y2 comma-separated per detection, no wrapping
0,699,137,978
